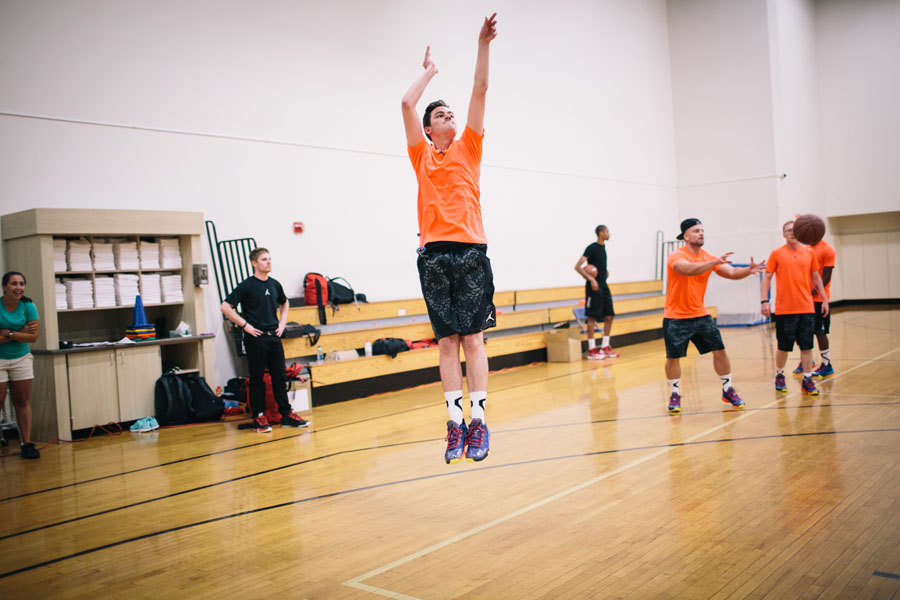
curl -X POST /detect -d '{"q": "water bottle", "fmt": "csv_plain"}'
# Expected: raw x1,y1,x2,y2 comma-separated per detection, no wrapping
364,340,372,357
316,346,324,362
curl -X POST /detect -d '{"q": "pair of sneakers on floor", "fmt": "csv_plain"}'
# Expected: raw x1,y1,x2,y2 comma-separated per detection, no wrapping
130,417,160,432
792,361,835,378
668,387,745,414
776,372,820,396
587,345,620,360
254,412,310,433
444,419,490,464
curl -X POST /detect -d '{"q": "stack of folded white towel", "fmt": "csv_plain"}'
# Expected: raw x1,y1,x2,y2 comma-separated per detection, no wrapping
94,275,117,307
63,277,94,309
115,273,140,306
55,279,67,310
66,239,92,271
92,241,116,271
161,274,184,303
140,241,160,269
113,240,140,271
140,273,162,305
53,239,67,272
158,238,183,269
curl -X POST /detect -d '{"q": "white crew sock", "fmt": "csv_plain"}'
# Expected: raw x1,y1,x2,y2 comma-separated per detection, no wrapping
720,373,733,391
667,379,680,395
602,336,610,347
820,349,831,365
445,390,463,424
776,368,785,376
470,391,487,422
587,338,596,350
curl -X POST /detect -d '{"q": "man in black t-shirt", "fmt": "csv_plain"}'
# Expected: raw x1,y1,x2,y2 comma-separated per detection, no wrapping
574,225,619,360
221,248,309,432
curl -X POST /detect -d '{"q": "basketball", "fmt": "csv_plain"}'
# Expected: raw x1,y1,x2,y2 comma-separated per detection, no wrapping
584,264,598,278
793,214,826,245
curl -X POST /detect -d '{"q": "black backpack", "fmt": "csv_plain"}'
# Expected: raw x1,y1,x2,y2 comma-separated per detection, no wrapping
328,277,356,306
154,374,192,426
184,374,225,422
372,337,410,358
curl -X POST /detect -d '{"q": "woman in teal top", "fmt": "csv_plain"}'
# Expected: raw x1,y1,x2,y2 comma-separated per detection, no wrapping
0,271,41,459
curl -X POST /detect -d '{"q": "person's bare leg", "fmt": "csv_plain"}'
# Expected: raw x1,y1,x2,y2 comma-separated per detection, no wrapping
10,379,32,444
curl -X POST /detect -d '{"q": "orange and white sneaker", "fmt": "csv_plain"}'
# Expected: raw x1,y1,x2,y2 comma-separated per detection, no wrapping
587,348,607,360
601,346,620,358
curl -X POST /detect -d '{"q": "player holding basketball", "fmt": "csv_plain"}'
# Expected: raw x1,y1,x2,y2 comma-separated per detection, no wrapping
664,219,765,414
402,13,497,464
791,238,836,377
761,221,829,396
575,225,619,359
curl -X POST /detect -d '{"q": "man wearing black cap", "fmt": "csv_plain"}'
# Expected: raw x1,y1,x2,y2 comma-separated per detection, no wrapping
663,219,765,414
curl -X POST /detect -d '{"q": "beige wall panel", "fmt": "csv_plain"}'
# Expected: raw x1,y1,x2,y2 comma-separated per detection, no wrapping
837,234,866,299
887,231,900,298
862,233,890,298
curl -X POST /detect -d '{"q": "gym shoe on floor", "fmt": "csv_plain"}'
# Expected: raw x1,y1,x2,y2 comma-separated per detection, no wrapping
601,346,620,358
20,443,40,459
775,373,787,392
668,393,681,414
254,414,272,433
281,412,310,427
813,363,834,378
793,361,815,375
721,387,745,409
587,348,606,360
130,418,151,433
801,376,819,396
465,419,490,462
147,417,160,430
445,420,468,464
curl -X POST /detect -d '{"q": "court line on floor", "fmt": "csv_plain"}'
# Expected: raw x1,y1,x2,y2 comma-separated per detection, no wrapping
3,427,898,580
342,345,900,600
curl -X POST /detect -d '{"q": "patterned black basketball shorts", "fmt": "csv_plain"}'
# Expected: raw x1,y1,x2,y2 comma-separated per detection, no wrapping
663,315,725,358
417,244,496,340
774,313,815,352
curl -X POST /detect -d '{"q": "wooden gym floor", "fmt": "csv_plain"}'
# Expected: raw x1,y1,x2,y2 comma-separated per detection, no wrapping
1,309,899,599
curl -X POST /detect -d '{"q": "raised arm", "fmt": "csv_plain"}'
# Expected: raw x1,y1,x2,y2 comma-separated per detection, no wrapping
401,46,438,147
466,13,498,134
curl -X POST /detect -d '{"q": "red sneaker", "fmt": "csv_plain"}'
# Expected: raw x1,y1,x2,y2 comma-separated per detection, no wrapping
601,346,620,358
587,348,607,360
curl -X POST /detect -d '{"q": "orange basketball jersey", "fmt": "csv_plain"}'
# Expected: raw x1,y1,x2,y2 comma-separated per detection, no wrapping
809,240,836,302
766,244,820,314
408,126,487,247
664,246,723,319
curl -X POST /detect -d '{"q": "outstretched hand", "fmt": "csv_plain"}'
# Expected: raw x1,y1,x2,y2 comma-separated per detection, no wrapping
747,256,766,274
479,13,498,44
715,252,734,266
423,46,437,73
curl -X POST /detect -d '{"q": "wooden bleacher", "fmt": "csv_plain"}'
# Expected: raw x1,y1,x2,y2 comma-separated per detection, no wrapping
283,281,668,404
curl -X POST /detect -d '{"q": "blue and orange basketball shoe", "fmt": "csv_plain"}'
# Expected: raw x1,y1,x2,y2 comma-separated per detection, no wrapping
465,419,490,462
813,362,835,378
801,376,819,396
668,393,681,414
793,361,815,375
722,387,745,409
445,420,468,464
775,373,787,393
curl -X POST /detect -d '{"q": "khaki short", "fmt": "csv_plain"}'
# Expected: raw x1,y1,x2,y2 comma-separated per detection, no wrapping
0,353,34,383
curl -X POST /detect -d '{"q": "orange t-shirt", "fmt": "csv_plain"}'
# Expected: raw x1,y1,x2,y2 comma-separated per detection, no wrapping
664,246,723,319
408,126,487,246
809,240,835,301
766,244,820,314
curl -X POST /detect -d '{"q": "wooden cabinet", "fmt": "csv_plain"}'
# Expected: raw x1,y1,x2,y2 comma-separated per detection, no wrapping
67,345,162,428
0,208,216,440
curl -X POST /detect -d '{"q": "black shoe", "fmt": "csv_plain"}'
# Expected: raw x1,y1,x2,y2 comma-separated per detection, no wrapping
281,412,310,427
21,443,40,459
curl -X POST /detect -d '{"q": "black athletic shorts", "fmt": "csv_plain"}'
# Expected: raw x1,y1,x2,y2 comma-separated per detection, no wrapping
585,281,615,320
774,313,815,352
417,243,496,340
813,302,830,335
663,315,725,358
